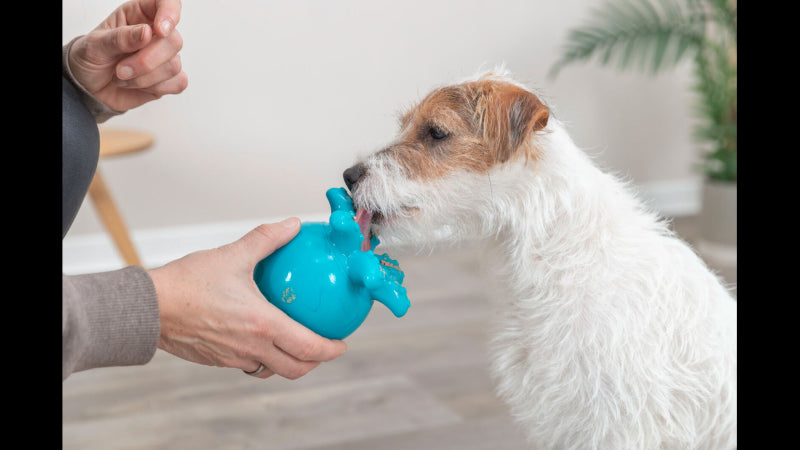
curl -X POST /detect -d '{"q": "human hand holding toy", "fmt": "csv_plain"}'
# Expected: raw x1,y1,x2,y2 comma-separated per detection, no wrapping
253,188,410,339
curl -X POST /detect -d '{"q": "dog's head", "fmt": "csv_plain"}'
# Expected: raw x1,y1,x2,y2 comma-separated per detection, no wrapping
344,71,551,249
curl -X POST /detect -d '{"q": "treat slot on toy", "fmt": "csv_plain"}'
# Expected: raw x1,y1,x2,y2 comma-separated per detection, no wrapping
253,187,410,339
380,259,401,271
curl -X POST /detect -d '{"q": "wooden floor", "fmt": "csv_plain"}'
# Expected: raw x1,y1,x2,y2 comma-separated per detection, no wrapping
62,216,736,449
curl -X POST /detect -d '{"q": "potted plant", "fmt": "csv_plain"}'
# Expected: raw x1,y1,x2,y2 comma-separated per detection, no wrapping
549,0,737,249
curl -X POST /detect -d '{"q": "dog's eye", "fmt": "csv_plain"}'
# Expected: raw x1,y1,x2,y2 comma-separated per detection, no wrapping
429,126,449,140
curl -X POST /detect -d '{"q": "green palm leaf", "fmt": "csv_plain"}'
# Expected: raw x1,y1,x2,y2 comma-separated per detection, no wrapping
549,0,737,182
548,0,706,78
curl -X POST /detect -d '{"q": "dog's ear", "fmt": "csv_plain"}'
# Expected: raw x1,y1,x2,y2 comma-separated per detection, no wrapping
475,82,549,163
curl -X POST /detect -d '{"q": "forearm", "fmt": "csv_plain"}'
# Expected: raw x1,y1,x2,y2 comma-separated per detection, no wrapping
62,266,160,380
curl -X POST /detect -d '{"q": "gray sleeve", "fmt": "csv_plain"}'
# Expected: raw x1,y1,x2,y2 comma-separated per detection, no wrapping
62,36,125,124
62,266,161,380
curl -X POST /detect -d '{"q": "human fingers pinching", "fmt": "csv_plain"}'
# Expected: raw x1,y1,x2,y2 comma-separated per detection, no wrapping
115,28,184,82
115,54,184,90
92,23,153,62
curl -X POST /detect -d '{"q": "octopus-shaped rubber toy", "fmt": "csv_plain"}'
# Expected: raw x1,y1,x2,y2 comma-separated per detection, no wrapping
253,187,410,339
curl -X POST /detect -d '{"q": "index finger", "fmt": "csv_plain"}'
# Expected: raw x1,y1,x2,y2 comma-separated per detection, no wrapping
153,0,182,37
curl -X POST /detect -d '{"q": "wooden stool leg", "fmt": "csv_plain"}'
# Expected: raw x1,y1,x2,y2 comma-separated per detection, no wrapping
88,169,142,267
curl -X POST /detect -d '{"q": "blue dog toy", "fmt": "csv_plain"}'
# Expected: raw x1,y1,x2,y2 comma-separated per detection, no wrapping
253,187,410,339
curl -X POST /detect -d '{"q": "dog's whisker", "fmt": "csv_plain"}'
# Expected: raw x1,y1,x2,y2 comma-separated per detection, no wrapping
487,172,494,203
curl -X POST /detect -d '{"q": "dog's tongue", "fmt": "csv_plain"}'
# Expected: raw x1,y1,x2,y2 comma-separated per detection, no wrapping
355,207,373,252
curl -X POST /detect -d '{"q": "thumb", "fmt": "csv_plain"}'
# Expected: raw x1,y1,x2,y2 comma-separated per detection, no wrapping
234,218,301,267
152,0,182,37
93,24,153,59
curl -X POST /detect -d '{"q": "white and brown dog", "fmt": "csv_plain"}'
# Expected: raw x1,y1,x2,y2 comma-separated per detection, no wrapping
343,70,737,449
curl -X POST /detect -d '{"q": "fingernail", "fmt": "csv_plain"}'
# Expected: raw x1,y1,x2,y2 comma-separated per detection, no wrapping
280,217,300,228
160,19,172,35
118,66,134,80
135,24,146,41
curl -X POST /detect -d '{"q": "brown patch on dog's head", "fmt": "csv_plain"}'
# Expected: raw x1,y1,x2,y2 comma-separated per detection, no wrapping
383,74,549,180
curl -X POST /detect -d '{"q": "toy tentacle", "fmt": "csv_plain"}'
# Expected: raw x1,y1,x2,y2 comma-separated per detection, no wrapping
346,252,410,318
370,282,410,318
326,187,355,213
329,210,362,252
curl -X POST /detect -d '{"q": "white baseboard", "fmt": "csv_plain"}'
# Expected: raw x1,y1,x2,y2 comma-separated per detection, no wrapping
62,180,700,275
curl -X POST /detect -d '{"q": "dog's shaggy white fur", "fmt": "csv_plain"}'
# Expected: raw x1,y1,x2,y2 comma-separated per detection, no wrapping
344,70,737,449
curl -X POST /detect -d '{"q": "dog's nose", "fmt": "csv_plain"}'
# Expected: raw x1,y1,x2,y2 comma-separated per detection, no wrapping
343,163,366,192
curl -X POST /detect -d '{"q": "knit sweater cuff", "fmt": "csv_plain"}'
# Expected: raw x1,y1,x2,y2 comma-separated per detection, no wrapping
62,266,160,378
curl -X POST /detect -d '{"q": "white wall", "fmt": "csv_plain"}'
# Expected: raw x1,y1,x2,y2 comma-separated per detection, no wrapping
63,0,699,240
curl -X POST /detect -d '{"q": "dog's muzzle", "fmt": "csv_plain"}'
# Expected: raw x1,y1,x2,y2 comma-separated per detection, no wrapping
343,163,366,192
